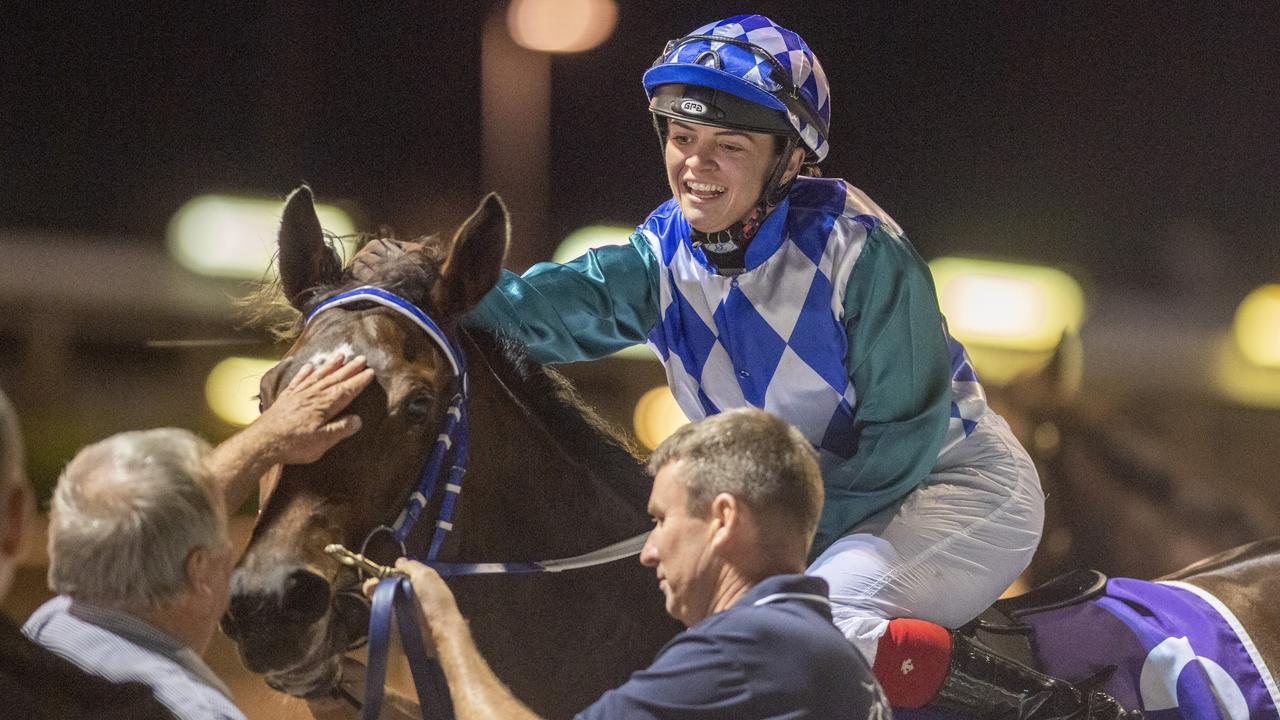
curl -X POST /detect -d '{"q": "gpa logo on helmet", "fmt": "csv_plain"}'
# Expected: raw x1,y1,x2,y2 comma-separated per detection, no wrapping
678,99,707,115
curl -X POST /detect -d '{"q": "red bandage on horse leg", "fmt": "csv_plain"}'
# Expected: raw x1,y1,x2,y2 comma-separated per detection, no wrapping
872,618,952,708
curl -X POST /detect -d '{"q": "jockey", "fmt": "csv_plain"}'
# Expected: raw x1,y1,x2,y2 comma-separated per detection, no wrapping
358,14,1134,719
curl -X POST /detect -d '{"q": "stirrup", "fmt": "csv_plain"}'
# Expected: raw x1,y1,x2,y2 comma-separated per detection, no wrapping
932,631,1141,720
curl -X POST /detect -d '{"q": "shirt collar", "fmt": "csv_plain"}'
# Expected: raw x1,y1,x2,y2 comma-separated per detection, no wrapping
68,600,233,700
678,195,793,275
740,196,791,271
735,573,832,615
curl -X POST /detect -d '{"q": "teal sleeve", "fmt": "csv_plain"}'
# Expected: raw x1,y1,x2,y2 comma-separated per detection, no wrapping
812,224,953,554
463,231,662,364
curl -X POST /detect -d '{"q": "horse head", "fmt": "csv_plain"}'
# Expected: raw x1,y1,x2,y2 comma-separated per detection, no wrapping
989,333,1277,583
221,186,509,696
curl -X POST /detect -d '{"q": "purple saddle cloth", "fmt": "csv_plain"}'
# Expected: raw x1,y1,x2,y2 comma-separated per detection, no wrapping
899,579,1279,720
1022,578,1278,720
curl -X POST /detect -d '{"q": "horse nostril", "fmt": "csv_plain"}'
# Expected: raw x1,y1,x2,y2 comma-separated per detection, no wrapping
220,605,240,638
281,568,331,625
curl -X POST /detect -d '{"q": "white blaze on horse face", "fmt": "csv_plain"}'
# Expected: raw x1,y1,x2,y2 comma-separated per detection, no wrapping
307,340,390,374
308,342,357,368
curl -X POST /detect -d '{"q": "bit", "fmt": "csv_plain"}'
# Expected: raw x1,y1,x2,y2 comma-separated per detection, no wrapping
325,543,406,579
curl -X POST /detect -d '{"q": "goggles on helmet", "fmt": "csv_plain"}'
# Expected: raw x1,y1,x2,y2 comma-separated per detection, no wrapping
644,26,830,162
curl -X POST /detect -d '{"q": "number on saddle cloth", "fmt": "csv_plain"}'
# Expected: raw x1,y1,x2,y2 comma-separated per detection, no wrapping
958,570,1280,720
364,576,454,720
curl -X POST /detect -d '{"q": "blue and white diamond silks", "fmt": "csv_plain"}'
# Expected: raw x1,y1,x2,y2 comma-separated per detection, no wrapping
641,177,987,466
942,332,989,456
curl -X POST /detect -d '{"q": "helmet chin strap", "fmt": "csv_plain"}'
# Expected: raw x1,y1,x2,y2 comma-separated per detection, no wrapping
691,136,800,272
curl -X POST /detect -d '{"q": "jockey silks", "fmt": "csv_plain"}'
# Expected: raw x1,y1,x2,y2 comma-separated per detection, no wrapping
466,177,990,554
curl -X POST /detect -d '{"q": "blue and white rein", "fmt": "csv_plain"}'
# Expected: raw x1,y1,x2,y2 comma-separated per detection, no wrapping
304,286,648,719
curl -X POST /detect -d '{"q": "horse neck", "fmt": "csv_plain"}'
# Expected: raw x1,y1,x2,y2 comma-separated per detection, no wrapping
1161,537,1280,672
441,331,652,562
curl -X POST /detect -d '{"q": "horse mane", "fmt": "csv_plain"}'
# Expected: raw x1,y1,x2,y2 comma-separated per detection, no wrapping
238,232,445,341
465,329,651,513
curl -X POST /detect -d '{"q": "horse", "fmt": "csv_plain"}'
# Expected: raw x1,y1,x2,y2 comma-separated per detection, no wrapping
986,338,1279,585
220,187,681,718
899,536,1280,720
225,186,1280,720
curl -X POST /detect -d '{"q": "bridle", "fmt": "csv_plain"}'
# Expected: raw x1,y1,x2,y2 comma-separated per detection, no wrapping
308,285,471,567
303,285,650,719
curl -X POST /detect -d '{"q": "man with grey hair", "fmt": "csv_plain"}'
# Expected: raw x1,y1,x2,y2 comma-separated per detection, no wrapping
324,407,888,720
22,353,372,719
0,387,175,718
25,428,242,717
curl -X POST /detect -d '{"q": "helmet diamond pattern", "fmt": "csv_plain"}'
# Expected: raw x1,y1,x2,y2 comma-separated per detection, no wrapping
644,15,832,162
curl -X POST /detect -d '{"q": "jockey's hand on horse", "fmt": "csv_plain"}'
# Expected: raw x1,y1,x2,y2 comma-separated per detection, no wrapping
352,238,405,283
354,237,445,285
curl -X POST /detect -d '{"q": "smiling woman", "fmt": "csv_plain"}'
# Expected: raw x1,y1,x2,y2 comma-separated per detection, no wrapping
429,12,1136,719
662,119,798,247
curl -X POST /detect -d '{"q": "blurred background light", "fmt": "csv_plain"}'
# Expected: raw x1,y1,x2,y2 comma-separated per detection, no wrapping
507,0,618,53
633,385,687,450
552,224,632,263
611,343,658,361
1214,333,1280,409
930,257,1085,352
168,195,358,280
205,357,276,426
1232,284,1280,369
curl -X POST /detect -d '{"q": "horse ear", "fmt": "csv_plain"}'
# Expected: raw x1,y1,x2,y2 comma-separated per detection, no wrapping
992,331,1084,421
278,185,342,310
1045,331,1084,402
432,193,510,315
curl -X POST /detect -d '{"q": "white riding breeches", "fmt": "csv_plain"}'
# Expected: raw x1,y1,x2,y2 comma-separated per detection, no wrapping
806,412,1045,664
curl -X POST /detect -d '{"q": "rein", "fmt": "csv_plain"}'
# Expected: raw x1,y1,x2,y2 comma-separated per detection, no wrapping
304,286,648,718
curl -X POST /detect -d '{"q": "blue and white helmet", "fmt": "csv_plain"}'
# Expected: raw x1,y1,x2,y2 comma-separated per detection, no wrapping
643,15,831,163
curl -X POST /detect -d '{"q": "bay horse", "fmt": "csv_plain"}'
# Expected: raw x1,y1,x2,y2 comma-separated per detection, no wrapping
987,338,1279,584
220,187,680,718
224,186,1280,720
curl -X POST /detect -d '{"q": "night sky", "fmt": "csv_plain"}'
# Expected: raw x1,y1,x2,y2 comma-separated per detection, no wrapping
3,2,1277,296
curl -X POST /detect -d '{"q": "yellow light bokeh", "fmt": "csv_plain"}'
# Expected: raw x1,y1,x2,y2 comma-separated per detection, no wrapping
1232,284,1280,369
168,195,357,280
609,344,658,361
930,257,1085,353
633,386,689,450
942,274,1048,339
552,224,633,264
205,357,277,426
507,0,617,53
1214,332,1280,409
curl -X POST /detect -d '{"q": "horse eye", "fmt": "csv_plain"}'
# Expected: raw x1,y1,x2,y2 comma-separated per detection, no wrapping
404,394,434,422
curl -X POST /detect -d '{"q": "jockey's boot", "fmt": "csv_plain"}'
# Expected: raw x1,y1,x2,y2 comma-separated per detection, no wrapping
932,631,1140,720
